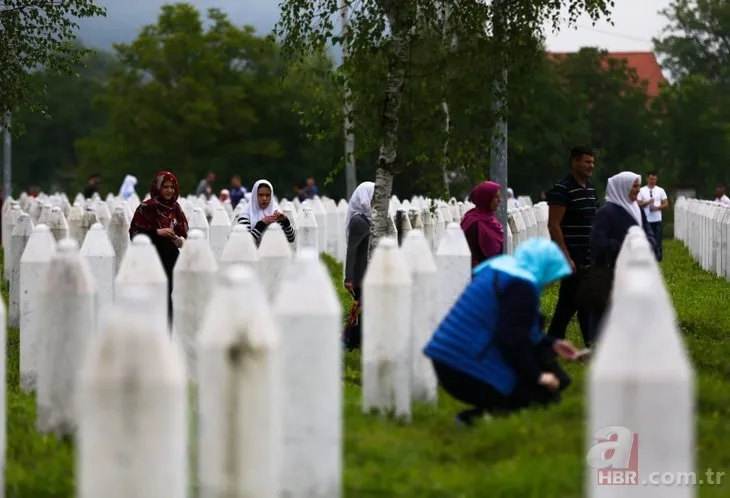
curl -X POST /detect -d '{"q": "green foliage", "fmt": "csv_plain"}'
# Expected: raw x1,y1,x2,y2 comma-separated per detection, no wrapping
652,0,730,194
6,242,730,495
0,0,106,115
74,3,343,195
5,50,117,192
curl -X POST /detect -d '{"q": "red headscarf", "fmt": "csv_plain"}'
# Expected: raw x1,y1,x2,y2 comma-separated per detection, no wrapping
129,171,189,239
461,181,504,265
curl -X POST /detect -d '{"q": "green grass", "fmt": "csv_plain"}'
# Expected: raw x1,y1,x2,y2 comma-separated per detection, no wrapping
6,240,730,497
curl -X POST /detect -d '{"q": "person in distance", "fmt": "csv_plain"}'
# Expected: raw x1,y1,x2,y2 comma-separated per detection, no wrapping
236,179,296,247
423,237,579,427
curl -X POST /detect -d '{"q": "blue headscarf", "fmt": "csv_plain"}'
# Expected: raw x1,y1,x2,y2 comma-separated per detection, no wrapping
474,238,572,290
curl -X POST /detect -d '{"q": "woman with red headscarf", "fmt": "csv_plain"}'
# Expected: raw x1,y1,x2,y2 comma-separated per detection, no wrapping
461,181,505,267
129,171,189,324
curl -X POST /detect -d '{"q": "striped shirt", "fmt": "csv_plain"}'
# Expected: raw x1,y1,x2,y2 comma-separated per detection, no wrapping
237,215,296,246
547,174,598,263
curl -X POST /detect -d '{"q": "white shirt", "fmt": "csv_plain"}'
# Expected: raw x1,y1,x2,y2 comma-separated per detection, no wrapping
715,195,730,205
637,185,667,223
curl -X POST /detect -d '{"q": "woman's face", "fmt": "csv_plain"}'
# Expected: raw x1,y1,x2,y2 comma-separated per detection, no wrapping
257,185,272,210
490,190,501,211
628,179,640,201
160,180,175,201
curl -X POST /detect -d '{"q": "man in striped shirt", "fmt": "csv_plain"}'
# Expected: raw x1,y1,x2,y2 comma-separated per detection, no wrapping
545,146,598,346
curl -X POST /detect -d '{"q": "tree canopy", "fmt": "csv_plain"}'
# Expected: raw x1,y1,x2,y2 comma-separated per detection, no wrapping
0,0,106,114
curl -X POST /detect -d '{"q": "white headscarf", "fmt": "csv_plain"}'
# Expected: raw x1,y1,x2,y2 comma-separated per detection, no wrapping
605,171,642,224
247,179,279,225
346,181,375,230
119,175,137,200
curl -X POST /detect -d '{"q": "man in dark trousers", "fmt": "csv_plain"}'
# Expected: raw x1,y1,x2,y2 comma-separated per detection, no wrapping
546,146,598,347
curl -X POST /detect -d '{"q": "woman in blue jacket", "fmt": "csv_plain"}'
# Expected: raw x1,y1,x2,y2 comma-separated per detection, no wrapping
423,238,580,426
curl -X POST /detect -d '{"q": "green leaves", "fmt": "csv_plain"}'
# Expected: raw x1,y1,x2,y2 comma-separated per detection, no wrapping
0,0,106,115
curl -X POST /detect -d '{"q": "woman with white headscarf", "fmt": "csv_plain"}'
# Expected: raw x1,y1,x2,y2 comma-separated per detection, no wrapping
582,171,658,344
119,175,138,200
343,181,374,350
235,179,295,246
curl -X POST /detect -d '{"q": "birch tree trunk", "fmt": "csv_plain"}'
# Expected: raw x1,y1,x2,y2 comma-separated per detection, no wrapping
368,4,409,255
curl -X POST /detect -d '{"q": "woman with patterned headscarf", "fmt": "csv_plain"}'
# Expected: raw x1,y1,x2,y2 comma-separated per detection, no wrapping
129,170,189,324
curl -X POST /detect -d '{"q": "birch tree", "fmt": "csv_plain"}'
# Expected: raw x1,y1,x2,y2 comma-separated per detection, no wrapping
277,0,612,251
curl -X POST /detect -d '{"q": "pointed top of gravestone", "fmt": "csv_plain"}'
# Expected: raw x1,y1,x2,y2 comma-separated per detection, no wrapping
198,264,280,352
221,225,259,264
10,203,20,211
21,224,56,263
132,234,152,246
274,247,341,315
81,223,115,257
46,237,96,295
298,206,317,227
13,213,34,236
190,207,209,227
188,229,205,240
211,206,230,226
436,222,471,256
174,228,217,273
81,285,185,385
363,236,412,286
590,263,691,379
58,237,79,253
117,234,167,284
259,222,292,259
401,229,437,273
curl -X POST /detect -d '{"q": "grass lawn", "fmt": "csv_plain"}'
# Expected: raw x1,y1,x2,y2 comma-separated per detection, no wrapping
6,240,730,497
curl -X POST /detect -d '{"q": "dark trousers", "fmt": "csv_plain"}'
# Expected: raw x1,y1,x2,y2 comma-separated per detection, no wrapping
433,343,571,425
589,304,607,345
649,221,663,261
547,268,591,346
344,287,362,350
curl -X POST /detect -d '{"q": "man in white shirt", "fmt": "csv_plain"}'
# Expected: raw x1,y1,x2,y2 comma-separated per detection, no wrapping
714,185,730,205
636,171,669,261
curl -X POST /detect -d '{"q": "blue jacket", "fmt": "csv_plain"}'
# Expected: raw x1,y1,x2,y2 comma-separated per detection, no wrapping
423,238,572,395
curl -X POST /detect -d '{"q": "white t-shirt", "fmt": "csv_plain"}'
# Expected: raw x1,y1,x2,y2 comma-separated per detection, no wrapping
715,195,730,205
637,185,667,223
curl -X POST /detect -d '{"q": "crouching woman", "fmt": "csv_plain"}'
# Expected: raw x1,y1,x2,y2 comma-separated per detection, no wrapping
423,238,580,427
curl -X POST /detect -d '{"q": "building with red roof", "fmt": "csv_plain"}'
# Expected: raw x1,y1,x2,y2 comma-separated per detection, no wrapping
547,51,666,98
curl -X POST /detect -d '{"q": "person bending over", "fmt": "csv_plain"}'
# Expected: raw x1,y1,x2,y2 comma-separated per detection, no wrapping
423,238,579,427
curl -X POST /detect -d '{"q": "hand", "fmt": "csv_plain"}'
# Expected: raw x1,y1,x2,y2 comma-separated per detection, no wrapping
275,211,286,220
263,215,278,225
539,372,560,391
568,257,576,273
344,281,354,294
552,340,579,360
157,228,175,238
173,236,184,248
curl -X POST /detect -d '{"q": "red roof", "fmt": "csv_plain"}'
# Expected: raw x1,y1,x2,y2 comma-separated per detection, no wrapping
547,51,666,98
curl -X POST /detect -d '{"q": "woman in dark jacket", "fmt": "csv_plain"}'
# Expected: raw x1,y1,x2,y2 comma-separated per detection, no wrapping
424,238,580,427
588,171,659,342
343,181,374,350
461,181,504,267
129,170,189,325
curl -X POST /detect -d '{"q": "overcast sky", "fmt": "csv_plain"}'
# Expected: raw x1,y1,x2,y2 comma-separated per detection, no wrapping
78,0,675,54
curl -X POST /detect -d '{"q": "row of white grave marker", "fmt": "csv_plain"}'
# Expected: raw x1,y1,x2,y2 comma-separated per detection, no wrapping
2,188,694,497
673,197,730,280
2,188,547,497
